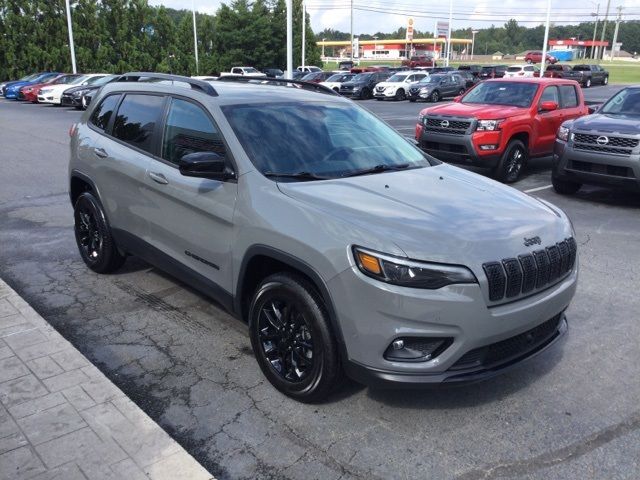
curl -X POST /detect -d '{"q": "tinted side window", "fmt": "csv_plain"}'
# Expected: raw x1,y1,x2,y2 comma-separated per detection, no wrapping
112,94,165,154
559,85,578,108
540,86,559,105
90,94,120,131
161,98,225,165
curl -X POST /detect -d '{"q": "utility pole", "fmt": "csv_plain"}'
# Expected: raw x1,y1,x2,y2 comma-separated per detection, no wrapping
65,0,77,74
350,0,354,61
192,0,199,75
301,0,305,68
610,5,623,61
471,30,478,60
599,0,611,60
591,3,599,59
540,0,552,77
446,0,453,66
286,0,292,78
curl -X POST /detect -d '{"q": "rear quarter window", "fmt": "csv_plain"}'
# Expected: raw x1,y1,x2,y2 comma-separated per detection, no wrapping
89,94,121,132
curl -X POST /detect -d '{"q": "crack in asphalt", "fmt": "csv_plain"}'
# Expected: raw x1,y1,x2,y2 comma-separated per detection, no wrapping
456,411,640,479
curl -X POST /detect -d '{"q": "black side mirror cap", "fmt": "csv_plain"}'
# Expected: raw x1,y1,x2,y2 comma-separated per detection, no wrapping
178,151,235,181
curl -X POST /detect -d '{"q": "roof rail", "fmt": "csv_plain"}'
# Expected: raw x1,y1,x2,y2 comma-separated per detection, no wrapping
118,72,218,96
214,76,339,96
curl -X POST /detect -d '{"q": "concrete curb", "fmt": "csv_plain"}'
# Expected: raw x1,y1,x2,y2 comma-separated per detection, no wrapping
0,278,214,480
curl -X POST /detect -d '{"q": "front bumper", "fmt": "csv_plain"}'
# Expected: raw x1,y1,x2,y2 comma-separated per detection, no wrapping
407,90,433,101
373,89,398,98
553,138,640,192
60,94,81,107
37,93,61,104
339,88,364,99
418,126,502,168
329,264,577,387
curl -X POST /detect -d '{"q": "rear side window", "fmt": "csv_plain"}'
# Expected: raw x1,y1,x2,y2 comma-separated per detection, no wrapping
89,94,120,131
161,98,225,165
559,85,578,108
112,94,165,154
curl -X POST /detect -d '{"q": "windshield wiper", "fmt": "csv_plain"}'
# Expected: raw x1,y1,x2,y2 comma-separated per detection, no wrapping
341,163,411,178
263,171,330,181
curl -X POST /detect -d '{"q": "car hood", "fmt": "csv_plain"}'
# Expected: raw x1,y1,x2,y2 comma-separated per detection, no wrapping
41,83,76,93
64,84,99,95
423,102,528,119
568,113,640,135
6,81,32,91
277,164,570,269
376,81,409,88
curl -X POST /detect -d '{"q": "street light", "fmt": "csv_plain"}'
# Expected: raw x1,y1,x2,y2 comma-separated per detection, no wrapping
471,30,479,60
192,0,199,75
322,37,326,58
591,2,600,59
64,0,77,74
540,0,551,77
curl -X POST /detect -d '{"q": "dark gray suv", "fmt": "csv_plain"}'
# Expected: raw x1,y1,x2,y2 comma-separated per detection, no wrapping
69,73,577,402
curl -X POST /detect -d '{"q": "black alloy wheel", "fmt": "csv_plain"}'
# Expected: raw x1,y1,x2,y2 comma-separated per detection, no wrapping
430,90,441,102
395,89,406,101
249,273,341,402
495,139,528,183
74,192,125,273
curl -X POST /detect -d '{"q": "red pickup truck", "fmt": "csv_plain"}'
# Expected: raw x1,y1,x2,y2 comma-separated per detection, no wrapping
415,78,589,182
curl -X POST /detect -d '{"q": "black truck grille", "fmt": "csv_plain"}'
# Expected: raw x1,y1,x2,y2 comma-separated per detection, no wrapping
482,237,576,302
423,117,471,135
573,133,639,156
568,160,636,178
449,314,563,371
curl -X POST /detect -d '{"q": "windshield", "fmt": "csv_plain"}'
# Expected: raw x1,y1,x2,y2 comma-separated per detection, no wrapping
387,74,409,82
506,66,523,72
327,73,352,82
600,88,640,116
418,76,443,85
92,75,117,86
83,75,105,85
461,81,538,107
222,102,431,180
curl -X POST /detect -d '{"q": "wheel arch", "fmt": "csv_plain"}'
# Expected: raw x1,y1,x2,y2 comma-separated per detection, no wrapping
508,131,531,152
69,170,99,207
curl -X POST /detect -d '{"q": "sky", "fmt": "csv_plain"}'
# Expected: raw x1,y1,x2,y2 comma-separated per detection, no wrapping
149,0,638,35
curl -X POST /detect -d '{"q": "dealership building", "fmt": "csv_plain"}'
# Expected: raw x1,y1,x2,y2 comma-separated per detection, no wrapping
317,38,473,60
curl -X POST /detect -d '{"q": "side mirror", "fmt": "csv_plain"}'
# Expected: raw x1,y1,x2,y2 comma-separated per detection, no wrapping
178,151,234,181
539,101,558,112
453,95,462,103
588,104,600,114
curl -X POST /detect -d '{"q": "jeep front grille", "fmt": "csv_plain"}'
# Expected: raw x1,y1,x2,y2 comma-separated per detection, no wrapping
482,237,576,302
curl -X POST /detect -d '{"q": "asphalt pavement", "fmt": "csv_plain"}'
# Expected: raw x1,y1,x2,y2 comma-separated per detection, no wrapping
1,86,639,480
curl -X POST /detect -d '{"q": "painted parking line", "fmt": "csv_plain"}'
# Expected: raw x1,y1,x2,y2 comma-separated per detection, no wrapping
523,184,553,193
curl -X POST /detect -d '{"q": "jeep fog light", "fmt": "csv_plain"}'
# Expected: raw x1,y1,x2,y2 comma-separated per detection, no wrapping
384,337,453,362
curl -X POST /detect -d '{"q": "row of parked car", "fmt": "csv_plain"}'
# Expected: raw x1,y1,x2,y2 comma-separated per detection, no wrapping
0,72,120,108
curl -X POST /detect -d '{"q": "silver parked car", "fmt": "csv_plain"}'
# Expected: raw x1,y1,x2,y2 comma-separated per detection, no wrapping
69,73,578,402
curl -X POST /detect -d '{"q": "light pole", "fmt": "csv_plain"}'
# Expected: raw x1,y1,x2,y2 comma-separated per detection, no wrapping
540,0,551,77
471,30,478,60
192,0,199,74
446,0,453,66
301,0,305,68
599,0,611,60
610,6,623,62
64,0,77,74
350,0,354,61
591,2,600,59
286,0,292,78
322,38,326,58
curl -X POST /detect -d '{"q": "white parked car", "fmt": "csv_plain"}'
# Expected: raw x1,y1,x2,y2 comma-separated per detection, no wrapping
320,72,356,92
219,67,267,78
297,66,322,73
373,71,428,101
504,65,540,78
191,75,218,81
38,74,108,104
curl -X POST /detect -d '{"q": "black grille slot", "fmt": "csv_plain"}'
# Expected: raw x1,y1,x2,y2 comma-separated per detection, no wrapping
518,254,537,294
483,238,576,302
568,159,636,178
483,262,506,301
546,245,561,281
450,314,563,371
574,133,639,148
502,259,523,298
573,144,633,155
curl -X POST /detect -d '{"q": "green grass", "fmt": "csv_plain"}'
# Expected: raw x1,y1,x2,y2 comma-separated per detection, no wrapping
323,59,640,84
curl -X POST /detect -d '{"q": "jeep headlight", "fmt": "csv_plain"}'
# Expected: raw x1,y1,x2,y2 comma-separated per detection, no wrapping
476,119,504,131
557,125,570,142
353,247,477,289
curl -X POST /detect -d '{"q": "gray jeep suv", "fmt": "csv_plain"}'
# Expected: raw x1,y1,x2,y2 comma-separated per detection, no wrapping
69,73,578,402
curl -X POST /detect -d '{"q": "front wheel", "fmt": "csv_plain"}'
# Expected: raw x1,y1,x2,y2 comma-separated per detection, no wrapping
430,90,441,103
494,140,528,183
395,89,406,101
552,176,582,195
74,192,126,273
603,76,609,85
249,273,341,403
362,88,372,100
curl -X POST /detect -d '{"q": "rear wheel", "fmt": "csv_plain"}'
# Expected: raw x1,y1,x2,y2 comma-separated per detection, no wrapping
74,192,126,273
362,87,372,100
494,140,527,183
395,89,406,101
526,59,533,64
585,78,592,88
552,176,582,195
249,273,341,403
430,90,441,103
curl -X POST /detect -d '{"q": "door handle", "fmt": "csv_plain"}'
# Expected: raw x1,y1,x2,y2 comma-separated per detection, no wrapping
149,172,169,185
94,147,108,158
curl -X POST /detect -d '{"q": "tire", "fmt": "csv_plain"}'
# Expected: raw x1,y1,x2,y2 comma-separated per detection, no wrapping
362,88,372,100
430,90,441,103
552,176,581,195
249,273,341,403
526,59,533,64
603,76,609,85
73,192,126,273
585,78,591,88
395,89,406,101
494,139,528,183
